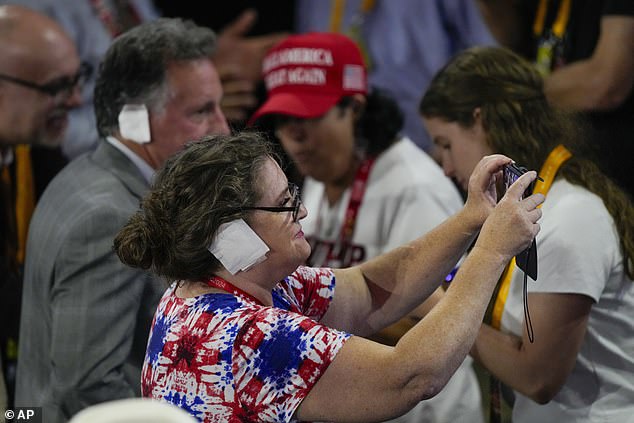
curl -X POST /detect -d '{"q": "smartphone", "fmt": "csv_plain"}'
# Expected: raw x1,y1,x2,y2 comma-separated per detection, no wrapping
503,163,538,280
503,163,536,199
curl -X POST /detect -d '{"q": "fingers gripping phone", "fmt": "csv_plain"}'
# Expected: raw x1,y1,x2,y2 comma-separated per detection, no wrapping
503,163,538,280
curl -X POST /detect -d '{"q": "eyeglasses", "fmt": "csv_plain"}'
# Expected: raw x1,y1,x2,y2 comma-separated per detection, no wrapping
0,62,92,101
241,183,302,222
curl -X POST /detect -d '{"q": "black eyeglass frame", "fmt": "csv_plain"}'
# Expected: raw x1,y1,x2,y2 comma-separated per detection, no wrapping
240,183,302,222
0,62,93,98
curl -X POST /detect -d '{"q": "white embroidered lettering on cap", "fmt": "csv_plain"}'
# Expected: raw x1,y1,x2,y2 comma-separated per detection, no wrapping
208,219,270,275
265,69,288,90
265,67,327,90
263,48,334,73
287,67,326,85
118,104,151,144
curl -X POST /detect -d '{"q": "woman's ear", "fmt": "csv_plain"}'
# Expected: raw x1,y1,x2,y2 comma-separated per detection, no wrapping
472,107,482,123
351,93,367,119
473,107,482,122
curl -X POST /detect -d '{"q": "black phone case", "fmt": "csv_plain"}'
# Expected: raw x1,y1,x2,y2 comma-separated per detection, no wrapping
516,238,537,280
504,163,538,280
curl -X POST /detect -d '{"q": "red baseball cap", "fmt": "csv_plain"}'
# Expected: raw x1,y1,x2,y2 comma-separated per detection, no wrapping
249,32,368,125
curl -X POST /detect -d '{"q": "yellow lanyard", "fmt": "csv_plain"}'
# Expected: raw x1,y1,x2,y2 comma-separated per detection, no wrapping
329,0,376,68
329,0,376,32
533,0,572,39
14,144,35,265
491,145,572,329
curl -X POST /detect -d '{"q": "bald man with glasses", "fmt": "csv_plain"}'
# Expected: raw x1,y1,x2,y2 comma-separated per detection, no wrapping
0,4,85,414
0,5,85,147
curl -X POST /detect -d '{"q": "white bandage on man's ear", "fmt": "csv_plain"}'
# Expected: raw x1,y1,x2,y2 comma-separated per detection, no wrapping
208,219,270,275
118,104,151,143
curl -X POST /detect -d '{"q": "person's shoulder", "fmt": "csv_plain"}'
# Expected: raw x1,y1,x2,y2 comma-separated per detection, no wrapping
41,156,133,209
541,179,617,241
32,160,143,244
544,179,608,216
288,266,335,284
375,138,445,181
370,138,462,202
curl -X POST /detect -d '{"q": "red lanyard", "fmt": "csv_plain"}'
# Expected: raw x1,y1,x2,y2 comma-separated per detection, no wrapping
340,156,375,242
316,156,376,245
205,276,264,306
91,0,142,37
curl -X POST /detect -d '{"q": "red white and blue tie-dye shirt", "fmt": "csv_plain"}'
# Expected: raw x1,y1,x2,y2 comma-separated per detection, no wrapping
141,266,350,422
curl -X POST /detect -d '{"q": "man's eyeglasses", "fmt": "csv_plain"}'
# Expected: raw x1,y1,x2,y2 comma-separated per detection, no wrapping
241,183,302,222
0,62,92,100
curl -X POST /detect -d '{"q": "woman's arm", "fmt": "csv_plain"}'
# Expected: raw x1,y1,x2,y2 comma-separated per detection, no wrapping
295,156,544,422
544,16,634,111
472,292,592,403
322,154,528,335
329,207,480,335
297,213,542,422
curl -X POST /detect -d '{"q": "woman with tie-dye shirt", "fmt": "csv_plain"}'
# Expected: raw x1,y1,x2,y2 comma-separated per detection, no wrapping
114,132,542,422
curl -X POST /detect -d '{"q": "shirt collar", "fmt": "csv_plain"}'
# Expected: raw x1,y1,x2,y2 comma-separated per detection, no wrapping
106,136,155,184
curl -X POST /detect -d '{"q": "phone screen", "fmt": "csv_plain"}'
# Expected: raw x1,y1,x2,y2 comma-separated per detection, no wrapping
504,164,533,198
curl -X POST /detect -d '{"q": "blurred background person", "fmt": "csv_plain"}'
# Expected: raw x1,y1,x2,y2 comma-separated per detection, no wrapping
0,0,161,160
2,0,288,160
155,0,293,128
114,132,543,422
249,32,483,423
0,4,85,408
16,18,229,423
420,46,634,423
295,0,497,160
477,0,634,199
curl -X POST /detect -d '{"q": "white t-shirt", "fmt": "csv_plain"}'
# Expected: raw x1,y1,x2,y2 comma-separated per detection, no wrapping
501,179,634,422
302,137,484,423
302,137,463,265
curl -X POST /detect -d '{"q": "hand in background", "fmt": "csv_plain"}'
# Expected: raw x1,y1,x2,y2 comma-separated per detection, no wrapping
213,9,289,83
213,9,289,123
217,63,257,122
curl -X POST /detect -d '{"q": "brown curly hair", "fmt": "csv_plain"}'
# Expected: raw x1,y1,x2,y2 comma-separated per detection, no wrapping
114,132,277,282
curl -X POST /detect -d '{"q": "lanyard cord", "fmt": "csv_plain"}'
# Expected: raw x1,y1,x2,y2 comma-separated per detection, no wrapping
533,0,572,39
490,145,573,334
314,156,376,253
205,276,264,306
329,0,376,32
488,145,571,422
329,0,376,68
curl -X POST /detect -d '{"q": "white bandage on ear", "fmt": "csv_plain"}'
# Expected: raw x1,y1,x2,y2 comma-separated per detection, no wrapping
118,104,151,143
208,219,270,275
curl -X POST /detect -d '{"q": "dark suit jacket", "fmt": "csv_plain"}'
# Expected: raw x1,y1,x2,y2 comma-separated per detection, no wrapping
15,141,165,423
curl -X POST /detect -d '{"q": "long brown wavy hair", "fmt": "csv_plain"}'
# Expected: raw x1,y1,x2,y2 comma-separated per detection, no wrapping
420,46,633,279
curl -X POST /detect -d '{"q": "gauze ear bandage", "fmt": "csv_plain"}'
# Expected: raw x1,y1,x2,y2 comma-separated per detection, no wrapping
208,219,270,275
118,104,151,144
